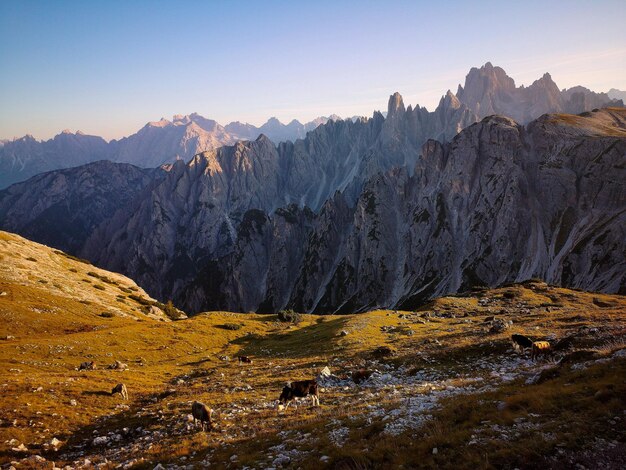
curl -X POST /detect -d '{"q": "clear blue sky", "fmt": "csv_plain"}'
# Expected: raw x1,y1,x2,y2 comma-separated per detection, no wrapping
1,0,625,141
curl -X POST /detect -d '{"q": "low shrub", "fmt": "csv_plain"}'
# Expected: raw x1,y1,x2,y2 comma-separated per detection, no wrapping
278,309,302,324
159,300,185,320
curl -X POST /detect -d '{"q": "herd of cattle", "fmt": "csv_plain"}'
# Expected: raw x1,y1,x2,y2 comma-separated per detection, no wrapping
79,334,569,432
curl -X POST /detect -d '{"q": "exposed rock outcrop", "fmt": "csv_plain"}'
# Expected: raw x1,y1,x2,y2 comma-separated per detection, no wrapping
0,161,164,253
81,107,626,313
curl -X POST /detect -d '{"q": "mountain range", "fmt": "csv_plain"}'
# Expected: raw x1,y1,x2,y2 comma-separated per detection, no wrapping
0,114,342,189
0,63,624,314
1,62,622,189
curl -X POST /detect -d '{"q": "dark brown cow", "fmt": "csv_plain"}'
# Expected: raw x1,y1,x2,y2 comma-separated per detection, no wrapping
511,334,533,352
278,380,319,408
237,356,253,364
78,361,96,370
191,401,213,431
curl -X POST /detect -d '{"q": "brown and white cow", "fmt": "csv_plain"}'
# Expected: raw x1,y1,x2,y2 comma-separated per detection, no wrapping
278,380,319,408
511,334,534,352
237,356,253,364
111,383,128,400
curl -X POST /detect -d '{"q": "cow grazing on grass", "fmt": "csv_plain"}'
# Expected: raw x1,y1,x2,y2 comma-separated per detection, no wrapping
111,383,128,400
108,360,128,371
511,334,533,352
278,380,319,408
78,361,96,371
238,356,253,364
531,341,552,361
191,401,213,431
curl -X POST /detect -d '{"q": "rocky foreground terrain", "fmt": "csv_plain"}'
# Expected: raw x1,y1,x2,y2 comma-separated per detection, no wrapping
1,232,625,469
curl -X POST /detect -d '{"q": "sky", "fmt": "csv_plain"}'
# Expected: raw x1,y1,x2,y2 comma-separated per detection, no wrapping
1,0,625,141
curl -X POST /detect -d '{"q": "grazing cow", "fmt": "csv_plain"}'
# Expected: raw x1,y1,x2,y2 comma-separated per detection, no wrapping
111,383,128,400
108,360,128,371
531,341,552,361
352,369,374,384
237,356,253,364
279,380,319,408
511,334,533,352
191,401,213,431
78,361,96,371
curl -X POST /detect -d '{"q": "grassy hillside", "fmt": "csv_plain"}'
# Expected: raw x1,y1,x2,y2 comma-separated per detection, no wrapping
0,232,625,469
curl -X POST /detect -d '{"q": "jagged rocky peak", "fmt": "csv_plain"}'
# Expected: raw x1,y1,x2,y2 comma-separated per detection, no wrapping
439,90,461,110
146,117,172,128
382,92,407,138
454,62,624,124
387,92,406,116
262,117,284,127
459,62,516,104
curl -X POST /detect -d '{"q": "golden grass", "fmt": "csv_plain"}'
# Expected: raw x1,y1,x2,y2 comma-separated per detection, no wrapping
0,231,625,467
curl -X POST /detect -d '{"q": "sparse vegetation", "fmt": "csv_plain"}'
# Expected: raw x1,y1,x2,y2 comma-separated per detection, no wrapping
0,230,624,468
278,309,302,324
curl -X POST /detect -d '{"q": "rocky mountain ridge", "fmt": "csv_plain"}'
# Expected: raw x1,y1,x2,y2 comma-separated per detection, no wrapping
1,63,622,189
0,161,165,254
73,107,625,314
0,114,341,189
0,65,624,313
